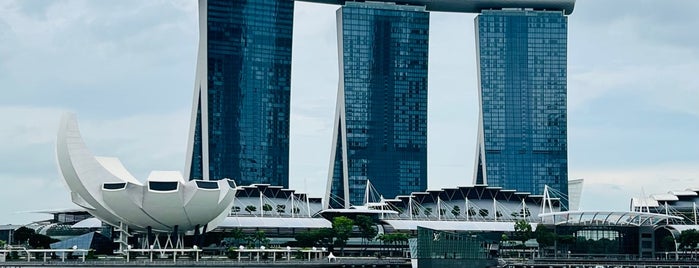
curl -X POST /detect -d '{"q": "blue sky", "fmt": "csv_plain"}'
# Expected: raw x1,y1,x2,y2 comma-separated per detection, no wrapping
0,0,698,224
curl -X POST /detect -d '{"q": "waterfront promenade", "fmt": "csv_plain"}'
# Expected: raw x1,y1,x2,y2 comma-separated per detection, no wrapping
0,257,410,268
504,257,699,268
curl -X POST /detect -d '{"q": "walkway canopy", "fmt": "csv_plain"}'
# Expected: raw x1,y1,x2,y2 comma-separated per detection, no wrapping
539,211,682,227
382,220,537,232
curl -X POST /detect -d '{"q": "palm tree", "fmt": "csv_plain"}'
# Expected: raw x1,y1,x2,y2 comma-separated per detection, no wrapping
262,204,273,215
245,205,257,214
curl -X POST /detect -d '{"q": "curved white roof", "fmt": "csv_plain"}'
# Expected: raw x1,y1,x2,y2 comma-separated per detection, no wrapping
539,211,682,226
56,113,236,233
72,218,103,228
218,217,332,229
383,220,537,232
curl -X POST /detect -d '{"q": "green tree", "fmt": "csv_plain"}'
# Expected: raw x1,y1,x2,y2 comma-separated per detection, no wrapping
228,228,245,246
297,228,335,248
355,215,377,253
232,206,241,214
0,240,5,248
28,233,57,249
479,209,489,217
14,227,35,245
262,204,273,215
513,220,533,244
424,208,433,217
467,207,476,217
451,206,461,217
276,204,286,214
254,230,269,247
679,229,699,251
245,205,257,214
292,206,301,214
332,216,354,255
660,235,676,252
377,233,409,257
534,225,556,248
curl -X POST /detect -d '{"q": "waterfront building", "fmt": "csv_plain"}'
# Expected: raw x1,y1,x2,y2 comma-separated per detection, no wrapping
325,2,429,208
473,9,570,206
185,0,294,187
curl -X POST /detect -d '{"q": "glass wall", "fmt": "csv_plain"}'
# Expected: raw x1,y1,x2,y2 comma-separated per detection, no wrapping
329,2,429,207
415,227,495,268
474,10,568,205
190,0,294,187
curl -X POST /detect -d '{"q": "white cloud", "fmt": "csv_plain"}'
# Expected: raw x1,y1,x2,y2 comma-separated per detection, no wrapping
575,163,699,211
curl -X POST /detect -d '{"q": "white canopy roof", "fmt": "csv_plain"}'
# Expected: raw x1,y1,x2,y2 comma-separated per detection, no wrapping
72,217,103,228
218,217,332,229
382,220,536,232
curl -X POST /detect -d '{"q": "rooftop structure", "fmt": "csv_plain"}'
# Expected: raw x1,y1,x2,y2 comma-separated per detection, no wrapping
631,188,699,224
299,0,575,14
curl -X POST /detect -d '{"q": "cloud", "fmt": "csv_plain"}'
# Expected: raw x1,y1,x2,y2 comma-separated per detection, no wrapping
576,162,699,211
0,105,189,223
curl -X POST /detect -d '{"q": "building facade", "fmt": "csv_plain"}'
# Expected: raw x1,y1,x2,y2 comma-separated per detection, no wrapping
185,0,294,187
325,2,429,208
473,10,569,205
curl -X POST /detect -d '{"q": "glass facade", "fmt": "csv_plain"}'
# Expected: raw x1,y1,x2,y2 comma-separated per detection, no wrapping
414,227,495,268
189,0,294,187
474,10,568,205
328,2,428,208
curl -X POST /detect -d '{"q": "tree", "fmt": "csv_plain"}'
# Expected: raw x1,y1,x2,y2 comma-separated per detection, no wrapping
534,224,556,256
467,207,476,217
0,240,5,248
294,228,334,248
230,229,244,243
245,205,257,214
479,209,489,217
276,204,286,214
332,216,354,255
355,215,377,252
451,206,461,217
232,206,241,214
262,204,273,215
679,229,699,251
424,208,433,217
292,206,301,214
14,227,35,245
513,220,533,244
254,230,269,247
377,233,409,257
28,234,57,249
660,235,676,252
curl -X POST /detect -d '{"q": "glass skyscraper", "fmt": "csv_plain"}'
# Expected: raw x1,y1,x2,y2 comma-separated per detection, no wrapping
325,2,429,208
185,0,294,187
473,10,569,205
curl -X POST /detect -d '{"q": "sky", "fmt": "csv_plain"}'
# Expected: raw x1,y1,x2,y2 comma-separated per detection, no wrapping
0,0,698,224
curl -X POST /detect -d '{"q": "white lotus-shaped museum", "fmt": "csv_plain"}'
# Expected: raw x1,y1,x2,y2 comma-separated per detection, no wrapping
56,113,236,233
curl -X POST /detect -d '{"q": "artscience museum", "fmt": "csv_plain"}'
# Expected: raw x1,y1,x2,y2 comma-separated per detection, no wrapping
56,113,237,251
